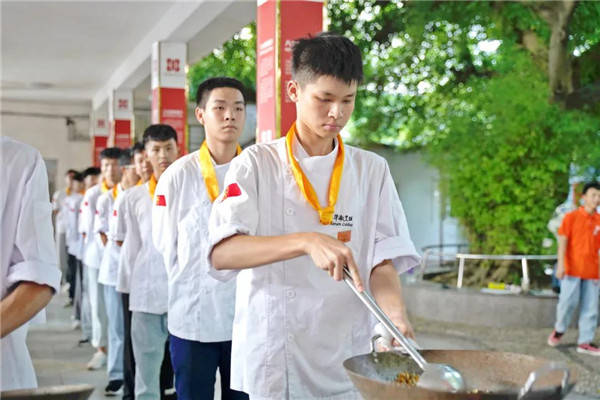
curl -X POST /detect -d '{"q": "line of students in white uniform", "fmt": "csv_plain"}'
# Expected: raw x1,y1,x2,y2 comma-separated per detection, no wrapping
39,33,420,400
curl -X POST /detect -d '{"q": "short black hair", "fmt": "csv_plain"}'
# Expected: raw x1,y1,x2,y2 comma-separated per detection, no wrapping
66,169,78,176
82,167,101,178
582,181,600,194
72,172,84,182
100,147,122,160
131,142,145,155
143,124,178,147
195,77,246,108
292,32,363,86
118,149,133,166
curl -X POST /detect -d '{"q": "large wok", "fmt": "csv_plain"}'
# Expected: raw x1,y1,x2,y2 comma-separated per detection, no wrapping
344,350,576,400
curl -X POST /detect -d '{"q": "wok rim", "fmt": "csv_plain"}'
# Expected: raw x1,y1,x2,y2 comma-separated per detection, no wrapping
343,349,577,397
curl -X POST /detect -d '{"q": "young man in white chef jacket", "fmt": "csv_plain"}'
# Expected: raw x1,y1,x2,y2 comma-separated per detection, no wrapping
0,137,62,391
96,149,143,395
152,77,249,400
115,142,151,400
208,33,420,399
80,147,122,371
121,125,178,399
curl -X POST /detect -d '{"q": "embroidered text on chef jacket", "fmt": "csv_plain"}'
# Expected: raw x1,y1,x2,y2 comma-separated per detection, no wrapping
0,137,62,391
152,151,236,342
208,136,420,400
122,183,168,314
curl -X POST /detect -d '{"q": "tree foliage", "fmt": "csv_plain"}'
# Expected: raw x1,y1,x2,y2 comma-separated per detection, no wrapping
188,23,257,103
327,0,600,284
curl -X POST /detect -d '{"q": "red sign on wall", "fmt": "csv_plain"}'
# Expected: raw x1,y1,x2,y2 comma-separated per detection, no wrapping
113,119,132,149
256,0,324,143
93,136,108,167
152,87,187,152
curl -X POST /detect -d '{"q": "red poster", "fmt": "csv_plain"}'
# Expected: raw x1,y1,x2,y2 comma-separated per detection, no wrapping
279,1,323,136
158,87,187,155
113,119,132,149
257,0,277,142
93,136,108,167
256,0,323,143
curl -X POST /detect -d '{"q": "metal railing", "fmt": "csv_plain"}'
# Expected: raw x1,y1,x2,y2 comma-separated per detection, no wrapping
419,243,469,280
455,253,557,291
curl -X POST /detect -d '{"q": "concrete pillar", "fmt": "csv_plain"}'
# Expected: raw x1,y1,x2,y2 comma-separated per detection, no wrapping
151,41,188,155
90,107,109,167
108,89,134,148
256,0,324,143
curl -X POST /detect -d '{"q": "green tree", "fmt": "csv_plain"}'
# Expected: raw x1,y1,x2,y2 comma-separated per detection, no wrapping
188,23,257,103
328,1,600,285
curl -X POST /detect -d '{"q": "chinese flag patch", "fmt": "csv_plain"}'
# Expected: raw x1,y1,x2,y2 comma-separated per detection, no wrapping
156,194,167,207
337,230,352,243
222,183,242,201
113,209,117,217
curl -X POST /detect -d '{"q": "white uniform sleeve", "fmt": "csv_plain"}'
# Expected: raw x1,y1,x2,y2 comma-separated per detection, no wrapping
152,171,178,274
118,195,141,293
372,162,420,274
78,193,87,235
207,151,260,281
114,193,128,242
5,152,61,293
51,190,61,211
94,194,109,235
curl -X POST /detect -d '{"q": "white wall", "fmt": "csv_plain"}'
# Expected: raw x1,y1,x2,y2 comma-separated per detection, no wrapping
371,147,466,254
1,100,92,195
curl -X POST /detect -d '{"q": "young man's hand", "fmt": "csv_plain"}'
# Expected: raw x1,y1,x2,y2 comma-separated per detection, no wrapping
556,263,565,279
302,232,364,291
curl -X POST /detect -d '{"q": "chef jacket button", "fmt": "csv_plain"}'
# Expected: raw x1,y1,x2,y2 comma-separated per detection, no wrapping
285,208,295,216
287,333,294,342
286,290,295,299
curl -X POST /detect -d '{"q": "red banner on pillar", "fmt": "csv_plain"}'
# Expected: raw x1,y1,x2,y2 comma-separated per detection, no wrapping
93,136,108,167
256,0,324,143
152,42,188,155
113,119,132,149
152,87,187,153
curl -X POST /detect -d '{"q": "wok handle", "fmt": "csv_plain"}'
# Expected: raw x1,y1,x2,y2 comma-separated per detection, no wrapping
342,266,427,370
517,362,570,400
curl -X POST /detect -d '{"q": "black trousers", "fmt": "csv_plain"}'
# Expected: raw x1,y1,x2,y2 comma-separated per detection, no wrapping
122,293,135,400
66,253,78,300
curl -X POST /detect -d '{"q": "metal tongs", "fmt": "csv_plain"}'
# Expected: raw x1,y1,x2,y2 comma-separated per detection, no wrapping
342,266,466,392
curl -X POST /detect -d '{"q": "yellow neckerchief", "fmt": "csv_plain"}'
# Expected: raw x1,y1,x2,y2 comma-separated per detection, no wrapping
66,187,72,196
79,189,85,195
148,174,158,199
111,184,119,200
285,122,344,225
101,180,110,193
198,140,242,202
136,179,143,186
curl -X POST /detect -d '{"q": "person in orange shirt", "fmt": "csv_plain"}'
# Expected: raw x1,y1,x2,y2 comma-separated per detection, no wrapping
547,181,600,355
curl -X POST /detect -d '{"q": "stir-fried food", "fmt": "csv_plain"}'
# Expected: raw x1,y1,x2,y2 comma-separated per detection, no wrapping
394,372,419,386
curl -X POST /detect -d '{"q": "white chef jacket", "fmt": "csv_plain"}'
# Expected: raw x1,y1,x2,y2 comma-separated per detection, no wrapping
115,190,132,294
152,151,236,342
96,186,121,286
52,189,68,234
0,137,62,391
64,192,84,258
79,184,104,269
123,183,168,314
208,135,420,400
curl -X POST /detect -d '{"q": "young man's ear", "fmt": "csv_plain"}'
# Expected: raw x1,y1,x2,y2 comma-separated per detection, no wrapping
195,106,205,126
287,80,300,103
